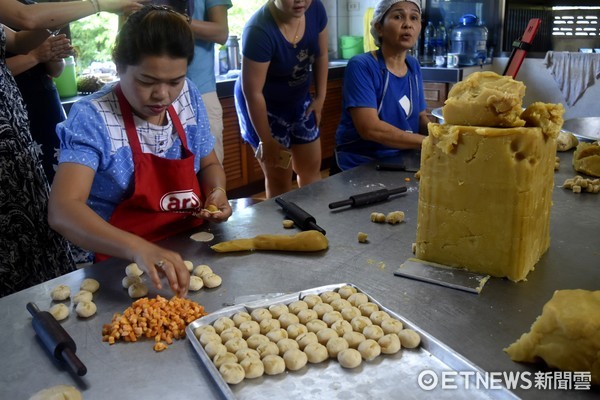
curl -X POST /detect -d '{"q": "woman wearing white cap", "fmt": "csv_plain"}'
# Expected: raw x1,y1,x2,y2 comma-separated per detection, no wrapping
334,0,429,172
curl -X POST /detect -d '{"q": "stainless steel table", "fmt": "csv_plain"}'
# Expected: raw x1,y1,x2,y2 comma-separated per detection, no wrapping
1,151,598,399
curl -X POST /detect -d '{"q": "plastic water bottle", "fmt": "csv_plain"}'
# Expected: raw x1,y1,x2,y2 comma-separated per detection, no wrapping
423,21,436,65
53,56,77,98
436,22,448,57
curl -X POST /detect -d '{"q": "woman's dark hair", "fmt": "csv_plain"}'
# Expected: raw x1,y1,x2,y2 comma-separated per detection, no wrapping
112,5,194,69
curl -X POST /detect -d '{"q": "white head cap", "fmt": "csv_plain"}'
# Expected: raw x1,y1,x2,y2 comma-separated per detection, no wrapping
370,0,422,47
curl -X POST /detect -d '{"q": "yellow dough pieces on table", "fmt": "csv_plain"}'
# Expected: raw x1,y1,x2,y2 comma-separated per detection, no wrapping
573,142,600,177
211,230,328,252
504,289,600,385
28,384,82,400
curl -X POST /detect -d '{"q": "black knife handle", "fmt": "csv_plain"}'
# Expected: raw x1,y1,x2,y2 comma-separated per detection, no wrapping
376,163,406,171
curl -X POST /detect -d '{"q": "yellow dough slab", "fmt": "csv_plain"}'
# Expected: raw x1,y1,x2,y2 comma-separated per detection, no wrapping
211,230,328,252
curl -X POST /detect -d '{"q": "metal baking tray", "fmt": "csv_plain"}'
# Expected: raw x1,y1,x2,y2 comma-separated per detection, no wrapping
186,283,518,400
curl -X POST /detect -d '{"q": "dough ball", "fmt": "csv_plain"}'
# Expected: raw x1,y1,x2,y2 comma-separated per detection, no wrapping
347,292,369,307
286,323,308,340
256,341,279,358
316,327,339,345
326,336,349,358
358,302,379,317
322,311,343,327
319,290,341,304
199,332,222,347
262,354,286,375
337,348,362,369
369,310,391,325
189,231,215,242
302,294,322,308
378,334,402,354
188,276,204,291
259,318,281,335
266,328,288,343
303,342,329,363
343,331,366,349
341,307,362,321
370,212,386,223
220,327,243,343
232,312,252,327
80,278,100,293
213,352,238,369
122,275,141,289
268,303,289,318
224,337,248,354
362,325,384,341
381,318,403,335
238,320,260,339
183,260,194,272
296,332,318,350
250,308,272,323
312,302,334,318
330,298,352,312
193,324,216,339
235,348,261,362
385,210,405,224
202,273,222,289
240,357,264,379
205,204,219,213
282,219,295,229
337,285,357,299
193,264,213,278
75,300,97,318
50,285,71,301
219,362,245,385
49,303,69,321
204,341,228,359
357,231,368,243
305,319,328,333
276,338,299,354
358,339,381,361
297,309,318,324
125,262,144,277
331,320,353,336
350,316,373,332
72,290,93,305
213,317,235,334
288,300,309,314
128,282,148,299
398,329,421,349
246,334,270,350
283,348,308,371
278,312,300,329
29,385,82,400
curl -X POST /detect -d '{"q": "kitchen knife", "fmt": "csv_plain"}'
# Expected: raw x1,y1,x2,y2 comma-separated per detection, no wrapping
328,186,407,209
275,197,326,235
27,302,87,376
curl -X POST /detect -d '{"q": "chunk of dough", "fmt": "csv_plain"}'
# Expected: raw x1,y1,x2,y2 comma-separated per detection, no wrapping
75,300,97,318
125,263,144,277
260,318,281,335
188,276,204,291
213,317,235,334
378,334,402,354
204,341,228,359
337,348,362,368
202,273,222,289
183,260,194,272
398,329,421,349
337,285,357,299
304,342,329,363
220,327,242,343
262,354,286,375
219,362,245,384
240,357,264,379
72,290,93,305
283,348,308,371
189,231,215,242
122,275,141,289
268,303,289,318
213,352,238,369
193,264,213,278
49,303,69,321
211,230,328,252
326,337,349,358
302,294,322,308
250,308,272,323
29,385,82,400
51,285,71,301
358,339,381,361
128,283,148,299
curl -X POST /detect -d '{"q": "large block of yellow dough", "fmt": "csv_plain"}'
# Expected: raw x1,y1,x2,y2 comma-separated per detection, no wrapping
415,123,557,281
504,289,600,385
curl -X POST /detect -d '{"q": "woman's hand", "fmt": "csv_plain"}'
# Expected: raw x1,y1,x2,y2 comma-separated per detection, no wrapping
306,95,325,127
132,243,190,298
198,187,232,222
98,0,146,15
259,138,287,169
31,34,72,63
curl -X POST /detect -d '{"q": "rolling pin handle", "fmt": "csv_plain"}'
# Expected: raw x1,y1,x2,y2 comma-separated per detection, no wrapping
62,347,88,376
328,199,352,209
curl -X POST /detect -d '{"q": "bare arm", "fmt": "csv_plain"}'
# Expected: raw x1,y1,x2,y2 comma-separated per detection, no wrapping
0,0,143,31
306,27,328,126
189,4,229,45
349,107,426,149
48,162,189,297
6,33,71,77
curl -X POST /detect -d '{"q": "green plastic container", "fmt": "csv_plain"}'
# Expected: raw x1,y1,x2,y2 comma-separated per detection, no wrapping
53,56,77,98
340,35,364,59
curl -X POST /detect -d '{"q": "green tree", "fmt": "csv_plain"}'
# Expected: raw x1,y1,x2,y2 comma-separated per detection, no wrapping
228,0,264,38
69,14,119,74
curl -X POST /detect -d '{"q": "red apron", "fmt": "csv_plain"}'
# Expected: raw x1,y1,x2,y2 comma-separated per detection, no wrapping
95,85,204,262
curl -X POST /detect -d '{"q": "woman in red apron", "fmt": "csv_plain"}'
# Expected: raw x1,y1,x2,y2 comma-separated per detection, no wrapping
48,5,232,297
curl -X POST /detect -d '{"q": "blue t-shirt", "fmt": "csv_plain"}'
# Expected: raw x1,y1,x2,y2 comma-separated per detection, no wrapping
335,50,426,159
187,0,233,94
234,0,327,111
56,79,215,222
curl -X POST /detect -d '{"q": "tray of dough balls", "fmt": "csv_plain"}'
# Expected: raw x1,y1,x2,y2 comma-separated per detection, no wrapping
186,283,514,400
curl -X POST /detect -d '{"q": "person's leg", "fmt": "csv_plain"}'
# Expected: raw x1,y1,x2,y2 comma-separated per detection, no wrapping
291,139,322,187
256,155,294,198
201,92,224,164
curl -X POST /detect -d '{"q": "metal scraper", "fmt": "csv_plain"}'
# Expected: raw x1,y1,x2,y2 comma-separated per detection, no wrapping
394,258,490,294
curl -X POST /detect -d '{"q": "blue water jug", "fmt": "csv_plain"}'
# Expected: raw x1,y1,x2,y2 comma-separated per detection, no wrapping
450,14,488,66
